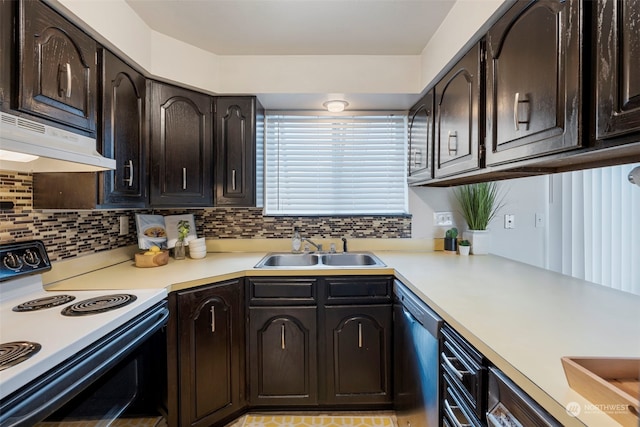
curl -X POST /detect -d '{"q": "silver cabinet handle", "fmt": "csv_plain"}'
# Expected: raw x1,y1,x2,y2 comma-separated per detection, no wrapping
447,131,458,155
441,352,469,381
358,322,363,348
58,63,72,98
413,148,422,167
124,160,134,187
182,168,187,190
281,324,285,350
443,398,471,427
232,169,237,190
210,306,215,333
514,92,530,131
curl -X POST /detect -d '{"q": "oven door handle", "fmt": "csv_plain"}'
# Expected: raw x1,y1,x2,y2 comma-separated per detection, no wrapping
0,301,169,427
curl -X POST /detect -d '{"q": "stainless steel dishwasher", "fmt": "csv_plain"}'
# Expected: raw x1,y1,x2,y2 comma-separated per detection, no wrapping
394,280,442,427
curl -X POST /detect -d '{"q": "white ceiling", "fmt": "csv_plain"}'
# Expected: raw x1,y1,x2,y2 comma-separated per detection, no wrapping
124,0,457,109
125,0,455,56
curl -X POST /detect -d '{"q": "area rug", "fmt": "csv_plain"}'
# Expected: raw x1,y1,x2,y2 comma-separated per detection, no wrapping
241,414,395,427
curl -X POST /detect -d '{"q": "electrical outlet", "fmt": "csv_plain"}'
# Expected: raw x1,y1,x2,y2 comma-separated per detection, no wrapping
119,215,129,236
504,214,515,229
434,211,453,226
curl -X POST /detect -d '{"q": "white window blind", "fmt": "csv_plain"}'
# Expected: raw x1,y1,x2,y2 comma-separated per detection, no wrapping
264,114,408,215
550,163,640,295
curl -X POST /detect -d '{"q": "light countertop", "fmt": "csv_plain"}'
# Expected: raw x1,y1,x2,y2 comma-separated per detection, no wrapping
44,247,640,427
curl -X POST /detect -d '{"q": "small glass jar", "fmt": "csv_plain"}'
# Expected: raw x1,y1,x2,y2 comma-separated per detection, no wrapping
174,239,186,260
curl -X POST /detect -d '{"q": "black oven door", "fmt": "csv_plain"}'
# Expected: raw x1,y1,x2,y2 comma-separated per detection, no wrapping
0,301,169,426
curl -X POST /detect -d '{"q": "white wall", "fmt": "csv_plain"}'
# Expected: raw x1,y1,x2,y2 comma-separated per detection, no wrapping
418,0,505,90
51,0,505,99
408,175,549,268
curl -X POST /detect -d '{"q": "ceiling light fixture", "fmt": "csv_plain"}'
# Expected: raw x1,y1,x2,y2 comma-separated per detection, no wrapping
323,100,349,113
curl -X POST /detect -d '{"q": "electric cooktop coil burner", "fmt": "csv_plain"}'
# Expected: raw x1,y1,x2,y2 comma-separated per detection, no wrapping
12,294,76,312
0,341,42,371
61,294,137,316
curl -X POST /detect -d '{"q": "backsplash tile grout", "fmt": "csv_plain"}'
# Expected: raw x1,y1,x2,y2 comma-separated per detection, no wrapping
0,173,411,261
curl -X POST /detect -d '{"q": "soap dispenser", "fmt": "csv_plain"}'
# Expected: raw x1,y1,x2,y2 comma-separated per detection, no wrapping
292,227,302,253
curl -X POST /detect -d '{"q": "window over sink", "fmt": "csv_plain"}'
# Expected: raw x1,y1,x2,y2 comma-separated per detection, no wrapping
263,113,408,215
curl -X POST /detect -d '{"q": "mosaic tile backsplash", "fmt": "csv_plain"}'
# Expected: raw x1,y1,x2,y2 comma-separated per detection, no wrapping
0,172,411,261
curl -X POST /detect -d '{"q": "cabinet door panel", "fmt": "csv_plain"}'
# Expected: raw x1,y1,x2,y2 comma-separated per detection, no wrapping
408,90,434,183
486,0,582,165
18,0,96,132
0,0,12,112
434,43,482,178
149,82,213,206
215,97,256,206
324,305,392,405
596,0,640,140
176,280,245,427
249,306,318,406
99,49,146,207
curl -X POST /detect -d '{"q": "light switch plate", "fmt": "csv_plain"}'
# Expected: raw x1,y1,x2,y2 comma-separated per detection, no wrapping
119,215,129,236
504,214,515,229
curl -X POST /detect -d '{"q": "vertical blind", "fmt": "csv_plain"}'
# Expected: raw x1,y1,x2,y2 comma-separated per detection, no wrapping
552,163,640,295
264,114,408,215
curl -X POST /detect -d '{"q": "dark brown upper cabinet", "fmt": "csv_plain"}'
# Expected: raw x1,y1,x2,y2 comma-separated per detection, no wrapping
407,89,434,184
214,97,262,207
485,0,583,166
0,0,13,112
18,0,97,133
434,42,483,178
149,81,213,207
99,49,147,207
594,0,640,143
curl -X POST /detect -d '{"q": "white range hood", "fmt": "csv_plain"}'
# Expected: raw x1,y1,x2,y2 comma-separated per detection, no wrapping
0,112,116,172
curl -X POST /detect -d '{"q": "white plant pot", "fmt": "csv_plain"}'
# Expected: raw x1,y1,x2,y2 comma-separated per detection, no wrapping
459,245,471,256
463,230,490,255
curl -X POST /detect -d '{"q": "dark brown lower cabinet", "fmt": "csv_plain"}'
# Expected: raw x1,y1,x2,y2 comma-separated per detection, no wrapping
171,279,246,427
249,306,318,406
323,305,392,405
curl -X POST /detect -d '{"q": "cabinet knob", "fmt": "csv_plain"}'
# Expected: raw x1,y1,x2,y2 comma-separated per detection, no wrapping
210,306,216,333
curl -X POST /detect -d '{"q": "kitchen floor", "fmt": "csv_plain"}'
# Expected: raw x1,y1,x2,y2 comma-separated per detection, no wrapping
36,412,397,427
227,412,397,427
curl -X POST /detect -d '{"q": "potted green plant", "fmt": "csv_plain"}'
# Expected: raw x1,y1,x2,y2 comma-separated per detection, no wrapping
174,220,190,259
458,239,471,256
444,227,458,253
454,182,505,255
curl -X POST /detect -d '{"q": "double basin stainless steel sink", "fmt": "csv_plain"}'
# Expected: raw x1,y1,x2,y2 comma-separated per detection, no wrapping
254,252,386,268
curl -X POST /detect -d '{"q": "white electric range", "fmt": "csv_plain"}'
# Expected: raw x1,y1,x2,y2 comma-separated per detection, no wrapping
0,240,168,424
